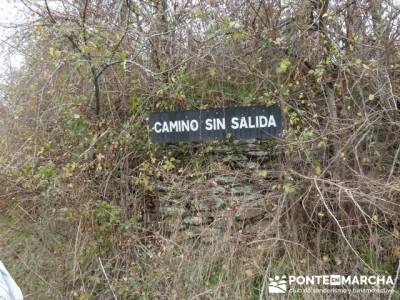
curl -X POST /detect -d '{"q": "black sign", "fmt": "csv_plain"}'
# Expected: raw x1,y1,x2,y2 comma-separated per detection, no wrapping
149,105,282,144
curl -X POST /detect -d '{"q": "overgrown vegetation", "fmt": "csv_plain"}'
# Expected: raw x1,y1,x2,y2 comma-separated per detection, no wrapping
0,0,400,299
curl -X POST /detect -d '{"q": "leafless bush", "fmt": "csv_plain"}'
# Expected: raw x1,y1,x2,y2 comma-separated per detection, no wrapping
0,0,399,298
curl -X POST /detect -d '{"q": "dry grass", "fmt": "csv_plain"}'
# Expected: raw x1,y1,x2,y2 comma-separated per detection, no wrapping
1,155,399,299
0,0,400,298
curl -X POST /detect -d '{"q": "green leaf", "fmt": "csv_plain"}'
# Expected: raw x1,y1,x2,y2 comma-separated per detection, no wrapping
276,58,291,74
38,161,56,178
118,50,129,61
283,183,295,193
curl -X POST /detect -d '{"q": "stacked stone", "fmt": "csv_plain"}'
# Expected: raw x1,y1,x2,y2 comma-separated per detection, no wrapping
155,139,281,243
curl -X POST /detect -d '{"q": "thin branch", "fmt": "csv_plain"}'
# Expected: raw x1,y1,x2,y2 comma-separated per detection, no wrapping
313,177,375,272
388,259,400,300
98,257,118,300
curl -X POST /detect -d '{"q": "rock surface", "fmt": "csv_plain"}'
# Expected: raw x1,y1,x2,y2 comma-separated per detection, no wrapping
152,140,281,242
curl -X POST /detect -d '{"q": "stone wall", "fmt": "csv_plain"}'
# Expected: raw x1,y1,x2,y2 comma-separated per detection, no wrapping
149,139,283,243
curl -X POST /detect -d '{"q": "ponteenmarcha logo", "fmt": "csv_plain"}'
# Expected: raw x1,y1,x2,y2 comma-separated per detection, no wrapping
268,275,287,294
267,274,395,295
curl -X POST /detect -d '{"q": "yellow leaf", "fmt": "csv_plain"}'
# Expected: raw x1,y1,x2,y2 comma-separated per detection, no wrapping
96,153,105,161
209,67,216,77
257,170,268,178
393,247,400,258
368,94,375,101
37,146,45,155
334,256,342,265
177,92,186,101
